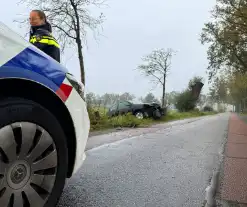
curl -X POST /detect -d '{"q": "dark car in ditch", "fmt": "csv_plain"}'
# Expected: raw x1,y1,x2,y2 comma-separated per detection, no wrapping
107,101,165,119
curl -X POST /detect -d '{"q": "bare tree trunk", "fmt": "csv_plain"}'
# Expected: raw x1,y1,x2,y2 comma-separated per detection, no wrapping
73,2,85,86
161,74,166,108
76,38,85,85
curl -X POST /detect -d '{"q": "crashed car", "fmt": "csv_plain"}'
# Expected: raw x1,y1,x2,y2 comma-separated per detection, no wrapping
107,100,165,119
0,23,90,206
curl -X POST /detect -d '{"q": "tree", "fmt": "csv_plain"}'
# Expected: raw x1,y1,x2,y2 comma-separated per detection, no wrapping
141,93,160,103
175,90,197,112
165,91,179,106
209,76,228,104
201,0,247,81
138,48,176,107
85,92,97,106
19,0,105,86
197,94,207,108
228,72,247,111
175,76,204,112
98,92,135,107
100,93,118,107
188,76,204,90
188,76,204,100
119,92,135,101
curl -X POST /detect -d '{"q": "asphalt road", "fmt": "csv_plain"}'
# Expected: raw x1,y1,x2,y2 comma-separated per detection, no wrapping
58,113,229,207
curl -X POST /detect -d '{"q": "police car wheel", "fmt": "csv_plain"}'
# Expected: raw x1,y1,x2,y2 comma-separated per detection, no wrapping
0,98,68,207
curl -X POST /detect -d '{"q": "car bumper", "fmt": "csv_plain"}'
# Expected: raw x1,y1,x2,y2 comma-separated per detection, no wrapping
64,82,90,175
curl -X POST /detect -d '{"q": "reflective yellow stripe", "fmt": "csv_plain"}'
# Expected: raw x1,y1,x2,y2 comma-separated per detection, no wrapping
30,36,60,48
30,38,35,43
40,36,59,44
39,39,60,48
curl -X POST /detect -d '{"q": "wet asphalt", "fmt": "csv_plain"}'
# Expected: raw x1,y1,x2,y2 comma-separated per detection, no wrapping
58,113,229,207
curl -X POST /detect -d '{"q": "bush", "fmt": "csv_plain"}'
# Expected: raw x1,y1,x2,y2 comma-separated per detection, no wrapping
175,90,198,112
218,108,226,113
193,108,200,112
108,113,149,128
88,107,152,131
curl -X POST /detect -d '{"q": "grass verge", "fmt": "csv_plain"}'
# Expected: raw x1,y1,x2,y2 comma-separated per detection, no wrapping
88,108,217,132
161,110,217,122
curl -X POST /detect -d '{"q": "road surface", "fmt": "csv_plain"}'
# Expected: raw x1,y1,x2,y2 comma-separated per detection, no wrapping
58,113,229,207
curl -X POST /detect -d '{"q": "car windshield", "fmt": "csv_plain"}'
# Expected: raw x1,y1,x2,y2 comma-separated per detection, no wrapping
110,104,117,110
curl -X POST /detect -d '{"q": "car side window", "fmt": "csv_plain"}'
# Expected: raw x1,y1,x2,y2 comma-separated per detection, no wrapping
118,101,131,110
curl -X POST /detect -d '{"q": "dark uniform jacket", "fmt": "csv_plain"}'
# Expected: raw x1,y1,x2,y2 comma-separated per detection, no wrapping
29,24,60,63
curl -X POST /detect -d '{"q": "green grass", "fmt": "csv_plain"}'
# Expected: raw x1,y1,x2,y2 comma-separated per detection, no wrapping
239,112,247,116
88,107,217,132
161,110,217,122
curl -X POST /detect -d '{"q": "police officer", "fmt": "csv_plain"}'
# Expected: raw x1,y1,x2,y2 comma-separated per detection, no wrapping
29,10,60,62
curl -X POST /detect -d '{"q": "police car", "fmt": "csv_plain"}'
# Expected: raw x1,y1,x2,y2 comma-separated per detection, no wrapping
0,23,90,206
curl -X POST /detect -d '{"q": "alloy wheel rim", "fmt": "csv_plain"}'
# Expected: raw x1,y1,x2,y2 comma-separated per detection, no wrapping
136,112,144,119
0,122,57,207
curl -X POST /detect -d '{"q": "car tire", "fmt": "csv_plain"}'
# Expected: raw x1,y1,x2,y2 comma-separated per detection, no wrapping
134,111,144,119
153,109,162,120
0,97,68,207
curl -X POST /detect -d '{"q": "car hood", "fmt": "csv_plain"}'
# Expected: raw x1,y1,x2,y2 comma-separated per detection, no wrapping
142,103,160,107
133,103,153,108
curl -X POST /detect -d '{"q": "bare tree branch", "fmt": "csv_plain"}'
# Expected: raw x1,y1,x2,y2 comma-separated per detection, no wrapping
53,25,76,40
17,0,106,86
137,48,176,107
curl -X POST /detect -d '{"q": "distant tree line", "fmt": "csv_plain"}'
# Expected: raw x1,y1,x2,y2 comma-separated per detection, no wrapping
85,75,213,112
85,91,182,108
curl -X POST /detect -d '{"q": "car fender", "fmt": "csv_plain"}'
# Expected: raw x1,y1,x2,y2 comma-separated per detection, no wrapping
0,66,62,93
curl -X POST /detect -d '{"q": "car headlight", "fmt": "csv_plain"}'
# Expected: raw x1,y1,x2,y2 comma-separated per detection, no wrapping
66,73,85,100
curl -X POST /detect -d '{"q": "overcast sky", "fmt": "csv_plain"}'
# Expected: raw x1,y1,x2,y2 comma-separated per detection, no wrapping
0,0,216,98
